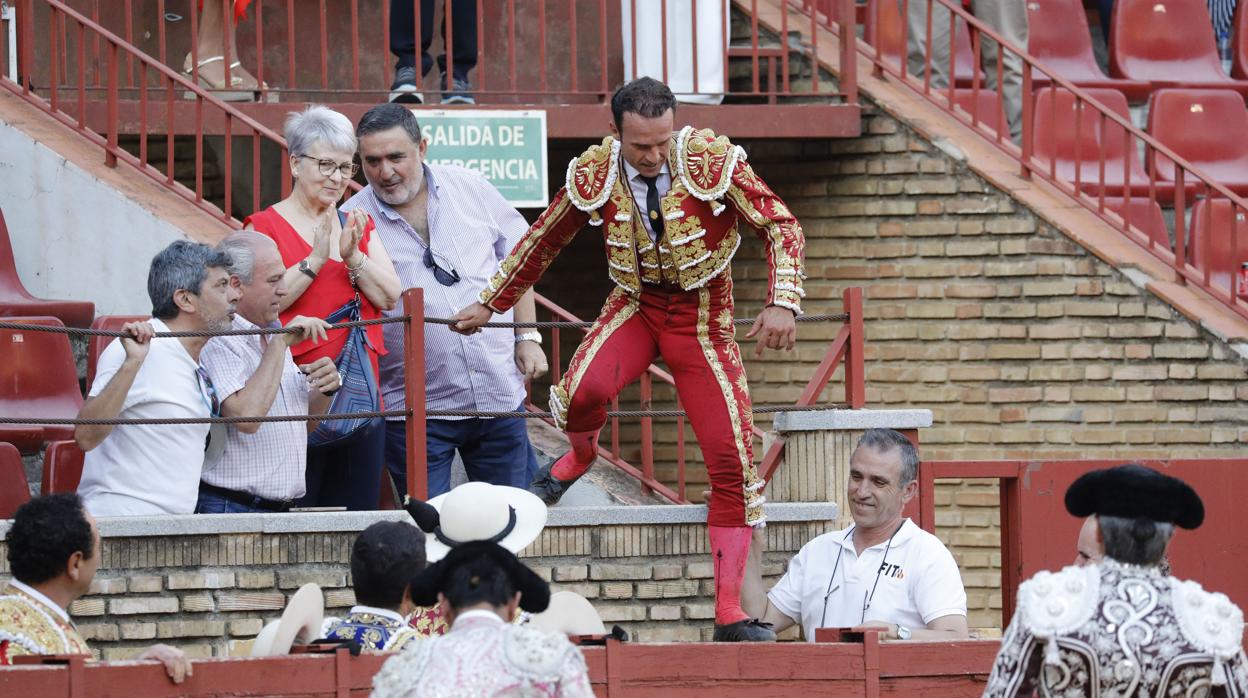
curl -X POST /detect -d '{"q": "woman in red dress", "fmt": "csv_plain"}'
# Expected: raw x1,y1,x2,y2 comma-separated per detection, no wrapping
246,105,401,510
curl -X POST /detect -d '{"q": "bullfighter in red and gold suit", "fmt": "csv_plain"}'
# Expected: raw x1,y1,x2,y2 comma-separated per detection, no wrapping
451,78,804,642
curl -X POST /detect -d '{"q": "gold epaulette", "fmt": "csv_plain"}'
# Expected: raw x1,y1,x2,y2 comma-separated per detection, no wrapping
674,126,745,204
565,136,621,225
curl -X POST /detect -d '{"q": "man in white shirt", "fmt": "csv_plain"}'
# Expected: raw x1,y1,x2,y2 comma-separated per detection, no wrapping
76,241,240,517
196,232,340,513
743,428,969,641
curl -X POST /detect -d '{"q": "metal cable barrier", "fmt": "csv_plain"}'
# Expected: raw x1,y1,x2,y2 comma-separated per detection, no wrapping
2,286,867,503
0,309,850,428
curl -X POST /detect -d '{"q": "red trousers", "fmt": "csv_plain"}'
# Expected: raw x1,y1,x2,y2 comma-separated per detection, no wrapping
550,277,765,527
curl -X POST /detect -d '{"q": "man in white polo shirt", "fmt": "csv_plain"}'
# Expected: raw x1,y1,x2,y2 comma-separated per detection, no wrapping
743,428,968,641
76,241,240,517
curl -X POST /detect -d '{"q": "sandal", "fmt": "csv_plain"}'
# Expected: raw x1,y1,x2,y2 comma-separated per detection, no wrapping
182,53,260,102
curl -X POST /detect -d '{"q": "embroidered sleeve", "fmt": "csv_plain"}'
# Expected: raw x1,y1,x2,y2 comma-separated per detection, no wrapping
558,643,596,698
983,601,1042,698
722,155,806,314
370,639,434,698
478,187,589,313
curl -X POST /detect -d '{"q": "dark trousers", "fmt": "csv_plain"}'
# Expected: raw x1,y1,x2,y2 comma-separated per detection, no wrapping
390,0,478,81
300,420,386,511
384,405,539,499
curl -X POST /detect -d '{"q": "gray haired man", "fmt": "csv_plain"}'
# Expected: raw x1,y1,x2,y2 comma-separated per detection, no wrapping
985,465,1248,696
742,428,969,642
196,232,340,514
77,240,241,517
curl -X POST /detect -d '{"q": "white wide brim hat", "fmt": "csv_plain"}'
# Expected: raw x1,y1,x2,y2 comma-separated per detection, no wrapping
424,482,548,562
249,583,325,657
527,591,606,636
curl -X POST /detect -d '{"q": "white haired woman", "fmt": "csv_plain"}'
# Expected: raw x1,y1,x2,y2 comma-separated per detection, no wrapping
245,105,401,511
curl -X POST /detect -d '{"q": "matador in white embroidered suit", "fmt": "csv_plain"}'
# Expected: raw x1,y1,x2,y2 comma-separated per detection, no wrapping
985,465,1248,697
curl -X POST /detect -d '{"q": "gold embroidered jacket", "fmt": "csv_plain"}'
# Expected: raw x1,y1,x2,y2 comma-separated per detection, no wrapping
0,583,91,661
480,126,805,313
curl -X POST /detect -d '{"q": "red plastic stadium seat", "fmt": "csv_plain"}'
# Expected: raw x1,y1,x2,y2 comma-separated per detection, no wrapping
0,209,94,328
0,442,32,518
1026,0,1150,99
41,440,85,495
1110,0,1237,87
86,315,146,392
868,0,980,86
1187,199,1248,294
1032,87,1174,200
0,316,83,454
1147,89,1248,195
1233,1,1248,78
953,88,1003,136
1102,197,1171,250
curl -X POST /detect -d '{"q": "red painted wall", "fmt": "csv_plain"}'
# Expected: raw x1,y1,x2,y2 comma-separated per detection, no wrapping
1014,459,1248,613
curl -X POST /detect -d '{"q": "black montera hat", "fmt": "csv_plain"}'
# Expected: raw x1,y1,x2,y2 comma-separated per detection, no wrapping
407,540,551,614
1065,464,1204,529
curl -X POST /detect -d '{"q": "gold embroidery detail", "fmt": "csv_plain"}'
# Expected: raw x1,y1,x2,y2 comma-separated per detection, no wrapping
554,289,639,430
480,193,575,308
694,288,764,525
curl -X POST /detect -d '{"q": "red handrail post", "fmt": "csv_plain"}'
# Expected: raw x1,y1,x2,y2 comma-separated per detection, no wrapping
402,288,428,502
104,41,117,167
843,286,865,408
16,0,33,94
838,0,857,104
640,373,654,493
999,466,1023,626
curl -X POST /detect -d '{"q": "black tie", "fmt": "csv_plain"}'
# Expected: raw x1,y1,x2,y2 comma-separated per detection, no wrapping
641,174,663,239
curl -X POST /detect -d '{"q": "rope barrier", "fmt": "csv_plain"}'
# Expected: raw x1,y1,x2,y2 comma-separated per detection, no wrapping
423,312,850,329
0,317,403,338
0,312,848,337
0,403,842,426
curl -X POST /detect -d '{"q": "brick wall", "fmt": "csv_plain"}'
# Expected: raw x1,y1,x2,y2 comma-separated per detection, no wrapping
0,512,831,657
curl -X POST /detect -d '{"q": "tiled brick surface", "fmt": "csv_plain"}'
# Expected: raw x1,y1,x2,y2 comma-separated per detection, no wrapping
0,520,827,656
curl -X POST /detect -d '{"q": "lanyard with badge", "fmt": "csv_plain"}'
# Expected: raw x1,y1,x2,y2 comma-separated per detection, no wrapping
195,366,227,468
820,520,905,627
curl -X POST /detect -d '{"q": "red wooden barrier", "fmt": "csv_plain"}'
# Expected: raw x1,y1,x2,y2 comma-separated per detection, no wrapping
0,639,999,696
920,457,1248,635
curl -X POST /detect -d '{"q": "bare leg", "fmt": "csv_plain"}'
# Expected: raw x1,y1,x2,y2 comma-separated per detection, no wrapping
191,0,259,90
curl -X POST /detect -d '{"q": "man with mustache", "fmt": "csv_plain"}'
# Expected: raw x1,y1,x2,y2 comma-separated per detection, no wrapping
196,232,341,514
450,77,805,642
742,428,969,642
76,241,242,517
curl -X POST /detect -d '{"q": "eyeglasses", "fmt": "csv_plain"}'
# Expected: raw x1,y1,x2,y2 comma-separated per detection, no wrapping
424,247,460,286
195,366,221,418
297,155,359,179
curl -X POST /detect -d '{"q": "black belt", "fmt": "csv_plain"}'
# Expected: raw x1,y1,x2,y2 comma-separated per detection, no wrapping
198,482,294,512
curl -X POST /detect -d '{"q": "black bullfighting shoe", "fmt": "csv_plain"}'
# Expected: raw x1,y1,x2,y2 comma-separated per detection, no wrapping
527,461,587,505
712,619,777,642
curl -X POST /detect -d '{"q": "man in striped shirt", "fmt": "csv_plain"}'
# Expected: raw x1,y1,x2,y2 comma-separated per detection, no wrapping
343,104,547,498
197,232,341,513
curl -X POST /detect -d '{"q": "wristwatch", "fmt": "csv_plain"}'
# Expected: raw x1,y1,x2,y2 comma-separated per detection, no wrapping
896,625,912,640
515,331,542,345
298,259,318,280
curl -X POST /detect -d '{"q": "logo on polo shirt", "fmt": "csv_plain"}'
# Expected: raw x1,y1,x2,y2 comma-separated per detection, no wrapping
878,562,905,580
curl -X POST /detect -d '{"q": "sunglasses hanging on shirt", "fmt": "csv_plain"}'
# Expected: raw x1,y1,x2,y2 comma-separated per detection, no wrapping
424,246,460,286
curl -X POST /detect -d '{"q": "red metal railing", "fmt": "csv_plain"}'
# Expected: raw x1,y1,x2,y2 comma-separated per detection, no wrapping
793,0,1248,321
403,287,866,505
2,0,296,226
0,637,1000,695
17,0,856,105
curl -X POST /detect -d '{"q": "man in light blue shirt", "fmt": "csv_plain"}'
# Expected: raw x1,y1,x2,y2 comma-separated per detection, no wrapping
342,104,546,497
